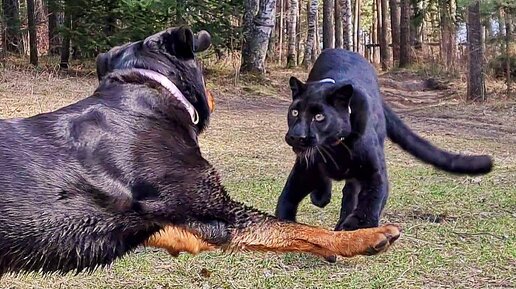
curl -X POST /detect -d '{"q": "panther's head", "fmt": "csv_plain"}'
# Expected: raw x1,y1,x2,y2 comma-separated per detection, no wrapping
95,26,214,132
285,77,369,155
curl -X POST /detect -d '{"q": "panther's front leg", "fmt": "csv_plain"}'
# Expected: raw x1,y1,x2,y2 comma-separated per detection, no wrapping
335,170,388,231
275,159,331,221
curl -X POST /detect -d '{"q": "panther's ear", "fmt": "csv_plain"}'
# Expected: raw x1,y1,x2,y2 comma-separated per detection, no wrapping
144,26,195,59
289,77,306,99
334,83,369,145
194,30,212,53
332,83,354,100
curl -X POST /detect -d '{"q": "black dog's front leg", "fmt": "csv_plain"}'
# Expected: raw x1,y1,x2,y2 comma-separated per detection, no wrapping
275,159,330,222
335,171,387,231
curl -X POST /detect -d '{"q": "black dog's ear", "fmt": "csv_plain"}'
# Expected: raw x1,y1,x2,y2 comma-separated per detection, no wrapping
289,77,306,99
95,52,109,81
194,30,212,53
144,26,195,59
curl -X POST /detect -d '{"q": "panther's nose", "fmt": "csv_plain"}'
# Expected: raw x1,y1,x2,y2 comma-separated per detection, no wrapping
286,134,312,147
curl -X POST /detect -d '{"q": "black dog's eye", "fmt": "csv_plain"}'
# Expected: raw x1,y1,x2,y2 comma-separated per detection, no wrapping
314,113,325,122
291,109,299,117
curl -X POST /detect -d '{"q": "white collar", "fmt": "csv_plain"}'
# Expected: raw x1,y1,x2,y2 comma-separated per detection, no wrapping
130,68,199,124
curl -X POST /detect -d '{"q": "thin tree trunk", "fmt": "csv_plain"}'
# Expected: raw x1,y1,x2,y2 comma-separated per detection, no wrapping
354,0,360,52
104,0,117,43
278,0,284,64
296,0,302,65
504,7,512,96
240,0,277,74
389,0,400,64
27,0,38,65
47,0,60,55
467,0,485,101
379,0,390,70
399,0,411,67
313,7,321,60
286,0,298,67
343,0,352,49
60,0,72,69
440,0,457,71
335,0,343,48
323,0,334,49
303,0,317,67
372,0,379,64
2,0,22,53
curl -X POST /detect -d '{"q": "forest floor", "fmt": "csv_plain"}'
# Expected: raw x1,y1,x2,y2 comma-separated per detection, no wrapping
0,61,514,289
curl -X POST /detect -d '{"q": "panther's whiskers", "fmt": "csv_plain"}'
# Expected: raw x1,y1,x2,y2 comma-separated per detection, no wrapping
338,141,353,157
316,146,327,164
321,146,340,170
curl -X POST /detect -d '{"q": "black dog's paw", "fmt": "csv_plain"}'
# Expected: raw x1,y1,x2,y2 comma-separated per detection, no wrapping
334,214,379,231
310,190,331,208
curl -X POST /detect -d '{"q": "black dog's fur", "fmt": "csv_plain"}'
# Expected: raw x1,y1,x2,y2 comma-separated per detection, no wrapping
0,27,256,275
275,49,493,231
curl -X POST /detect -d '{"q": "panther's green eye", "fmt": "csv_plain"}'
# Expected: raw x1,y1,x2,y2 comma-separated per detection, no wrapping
315,113,325,122
291,109,299,117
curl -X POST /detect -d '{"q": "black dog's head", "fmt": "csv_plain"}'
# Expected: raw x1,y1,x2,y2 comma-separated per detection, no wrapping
95,26,214,131
285,77,369,154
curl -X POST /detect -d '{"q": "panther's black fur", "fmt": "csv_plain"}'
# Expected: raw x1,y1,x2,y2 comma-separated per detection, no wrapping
275,49,493,231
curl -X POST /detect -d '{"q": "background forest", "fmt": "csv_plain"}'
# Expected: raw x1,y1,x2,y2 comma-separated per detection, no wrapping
1,0,514,99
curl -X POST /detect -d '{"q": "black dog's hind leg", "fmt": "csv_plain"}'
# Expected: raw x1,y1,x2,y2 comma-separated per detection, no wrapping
335,170,388,231
275,159,329,221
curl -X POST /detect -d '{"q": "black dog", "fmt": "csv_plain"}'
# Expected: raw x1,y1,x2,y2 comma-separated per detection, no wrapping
0,28,401,275
275,49,493,231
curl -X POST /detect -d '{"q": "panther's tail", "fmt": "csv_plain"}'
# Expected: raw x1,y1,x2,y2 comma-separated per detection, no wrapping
383,102,493,175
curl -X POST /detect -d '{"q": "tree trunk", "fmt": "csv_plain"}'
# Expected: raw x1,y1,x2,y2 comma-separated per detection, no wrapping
335,0,343,48
342,0,352,50
27,0,38,65
2,0,22,53
354,0,360,52
34,0,48,56
60,0,72,69
296,0,302,65
278,0,284,64
104,0,117,41
323,0,334,49
286,0,298,67
47,0,60,55
372,0,379,64
313,6,321,60
504,7,512,96
467,0,485,101
379,0,390,70
389,0,400,64
399,0,411,67
240,0,277,74
303,0,317,67
440,0,456,71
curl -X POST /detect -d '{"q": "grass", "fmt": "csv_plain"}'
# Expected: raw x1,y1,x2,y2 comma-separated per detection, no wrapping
0,63,514,288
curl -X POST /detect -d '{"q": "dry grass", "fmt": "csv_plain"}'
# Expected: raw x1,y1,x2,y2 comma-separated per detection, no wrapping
0,62,514,289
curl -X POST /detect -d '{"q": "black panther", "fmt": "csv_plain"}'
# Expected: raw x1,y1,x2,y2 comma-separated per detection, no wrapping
275,48,493,231
0,28,401,275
